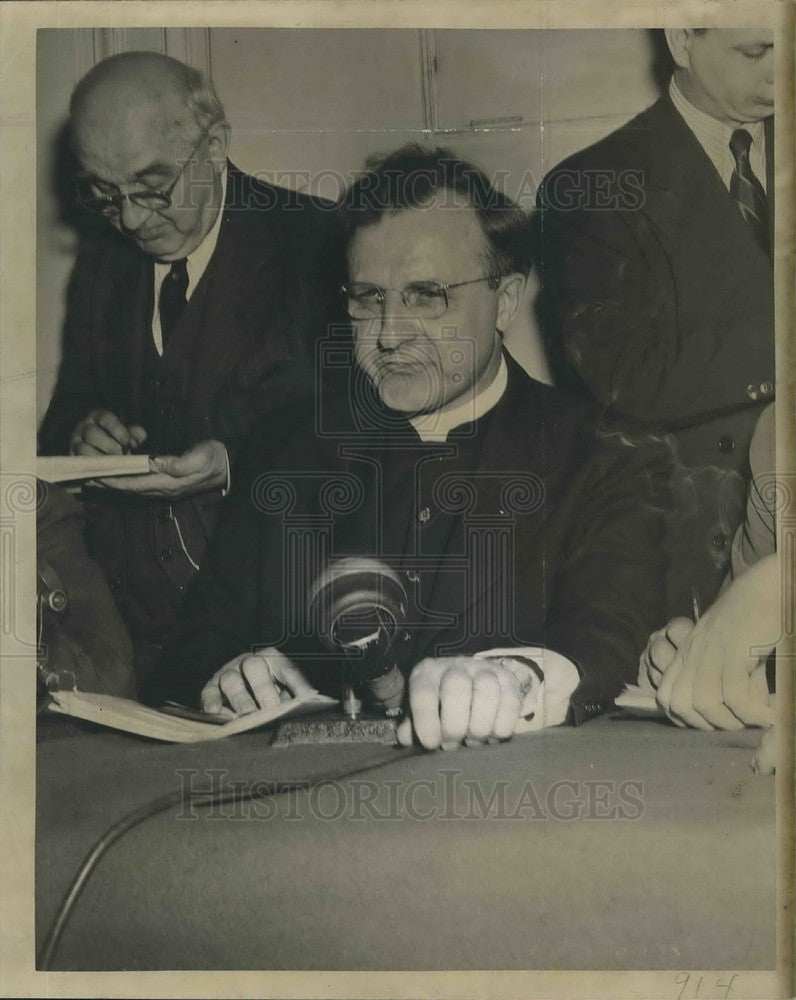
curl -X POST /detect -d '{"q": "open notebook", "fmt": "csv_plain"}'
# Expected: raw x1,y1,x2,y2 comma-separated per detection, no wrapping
47,688,338,743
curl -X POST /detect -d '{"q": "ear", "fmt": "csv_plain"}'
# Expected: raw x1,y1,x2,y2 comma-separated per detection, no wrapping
207,119,231,172
495,273,526,334
665,29,692,70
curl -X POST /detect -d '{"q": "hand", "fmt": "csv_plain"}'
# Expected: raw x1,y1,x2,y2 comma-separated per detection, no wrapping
201,648,315,716
752,724,778,775
396,656,537,751
93,439,228,498
70,409,147,456
638,617,695,692
655,556,778,730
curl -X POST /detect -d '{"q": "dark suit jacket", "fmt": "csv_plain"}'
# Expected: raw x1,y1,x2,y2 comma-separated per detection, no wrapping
147,353,669,725
38,164,344,680
536,95,774,614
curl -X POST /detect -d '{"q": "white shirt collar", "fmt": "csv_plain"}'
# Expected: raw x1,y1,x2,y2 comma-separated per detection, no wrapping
409,353,508,442
152,164,227,353
669,77,766,191
155,162,227,291
185,162,227,287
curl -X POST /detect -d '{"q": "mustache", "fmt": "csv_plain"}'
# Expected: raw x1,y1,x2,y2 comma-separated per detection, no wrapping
357,342,442,370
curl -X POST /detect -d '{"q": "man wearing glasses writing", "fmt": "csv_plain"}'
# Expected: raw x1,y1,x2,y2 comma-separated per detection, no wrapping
38,51,341,689
149,146,668,748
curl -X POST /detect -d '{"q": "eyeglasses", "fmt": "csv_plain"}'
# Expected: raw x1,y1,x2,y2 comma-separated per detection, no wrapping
76,126,215,219
341,275,500,321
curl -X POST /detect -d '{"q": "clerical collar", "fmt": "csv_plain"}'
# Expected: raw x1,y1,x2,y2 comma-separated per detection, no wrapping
409,354,508,442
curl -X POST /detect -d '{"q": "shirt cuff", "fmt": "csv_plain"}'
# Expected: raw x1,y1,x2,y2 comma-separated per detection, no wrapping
475,646,581,731
220,445,231,498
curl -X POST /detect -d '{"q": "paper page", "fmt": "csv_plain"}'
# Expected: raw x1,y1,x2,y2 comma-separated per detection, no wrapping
614,684,665,715
36,454,153,483
48,689,337,743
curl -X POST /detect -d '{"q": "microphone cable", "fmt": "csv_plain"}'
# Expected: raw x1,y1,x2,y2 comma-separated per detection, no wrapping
37,744,421,970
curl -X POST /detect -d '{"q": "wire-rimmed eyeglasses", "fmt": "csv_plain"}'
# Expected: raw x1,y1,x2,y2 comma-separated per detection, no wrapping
341,274,500,321
76,125,217,219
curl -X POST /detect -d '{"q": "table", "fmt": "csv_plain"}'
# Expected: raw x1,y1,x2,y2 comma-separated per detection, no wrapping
36,714,775,971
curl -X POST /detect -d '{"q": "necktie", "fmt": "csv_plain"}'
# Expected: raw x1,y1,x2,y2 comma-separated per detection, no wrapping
729,128,769,255
159,258,189,348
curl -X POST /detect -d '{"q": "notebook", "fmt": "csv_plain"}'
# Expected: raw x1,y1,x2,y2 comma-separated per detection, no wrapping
37,454,154,483
47,688,338,743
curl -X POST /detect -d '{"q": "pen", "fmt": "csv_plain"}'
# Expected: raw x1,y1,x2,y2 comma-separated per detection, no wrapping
690,586,702,623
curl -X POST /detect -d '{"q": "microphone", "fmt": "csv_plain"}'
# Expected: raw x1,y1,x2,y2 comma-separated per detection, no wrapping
307,557,408,718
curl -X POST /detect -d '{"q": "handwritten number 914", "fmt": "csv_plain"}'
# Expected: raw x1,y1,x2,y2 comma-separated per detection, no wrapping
675,974,738,999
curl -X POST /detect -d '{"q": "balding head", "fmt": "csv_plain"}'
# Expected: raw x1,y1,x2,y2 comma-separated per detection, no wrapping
71,52,225,151
70,52,230,260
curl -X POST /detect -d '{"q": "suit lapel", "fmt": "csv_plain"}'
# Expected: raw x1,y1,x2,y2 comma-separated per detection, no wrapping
765,115,775,258
158,164,281,403
642,97,772,271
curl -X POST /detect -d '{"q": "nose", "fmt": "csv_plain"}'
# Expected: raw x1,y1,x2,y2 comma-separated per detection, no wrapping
763,52,774,87
118,197,155,234
377,290,420,351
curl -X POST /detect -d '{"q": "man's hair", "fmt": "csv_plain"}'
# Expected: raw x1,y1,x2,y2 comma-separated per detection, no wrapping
338,144,533,275
181,64,227,132
70,51,227,134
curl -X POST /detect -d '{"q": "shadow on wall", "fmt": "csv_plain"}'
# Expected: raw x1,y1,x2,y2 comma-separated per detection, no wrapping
50,119,107,242
647,28,675,94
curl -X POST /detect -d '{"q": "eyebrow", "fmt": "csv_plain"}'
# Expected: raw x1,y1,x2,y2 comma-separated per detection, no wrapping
78,162,172,187
131,163,173,181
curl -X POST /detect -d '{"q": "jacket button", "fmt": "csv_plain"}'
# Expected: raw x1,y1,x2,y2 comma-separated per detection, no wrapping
711,532,728,551
746,384,759,401
418,507,431,525
760,381,774,396
157,511,171,524
160,548,173,562
718,435,735,453
406,570,421,583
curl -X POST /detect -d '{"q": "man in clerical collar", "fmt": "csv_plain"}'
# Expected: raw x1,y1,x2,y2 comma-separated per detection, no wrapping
150,146,668,750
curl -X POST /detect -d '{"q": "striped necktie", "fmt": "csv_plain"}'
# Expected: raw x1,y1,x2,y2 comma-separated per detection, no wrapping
729,128,769,255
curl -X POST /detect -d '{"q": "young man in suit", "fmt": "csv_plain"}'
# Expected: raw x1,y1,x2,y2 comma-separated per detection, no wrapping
38,52,342,687
147,146,668,749
536,29,775,617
